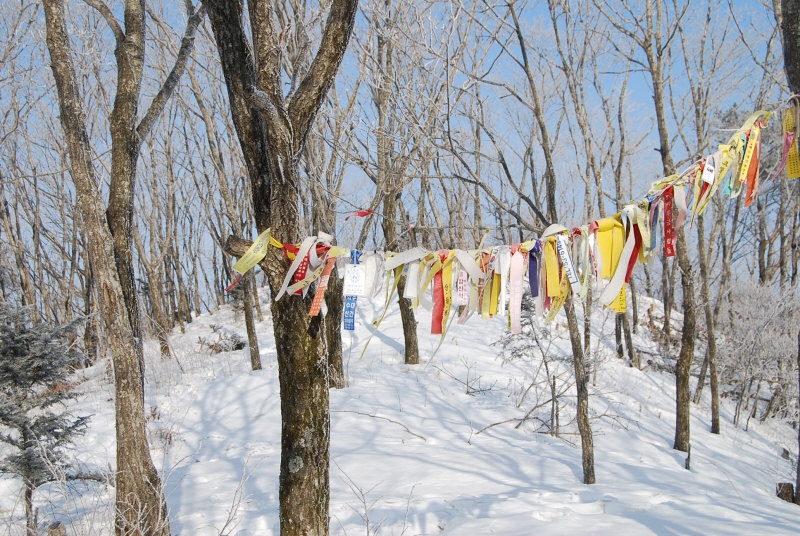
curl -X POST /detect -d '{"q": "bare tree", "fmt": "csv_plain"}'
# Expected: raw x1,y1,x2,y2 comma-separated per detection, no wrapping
43,0,204,532
594,0,698,457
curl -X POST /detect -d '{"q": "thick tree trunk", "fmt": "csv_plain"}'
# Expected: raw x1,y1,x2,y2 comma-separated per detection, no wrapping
43,3,169,534
206,0,357,532
779,0,800,93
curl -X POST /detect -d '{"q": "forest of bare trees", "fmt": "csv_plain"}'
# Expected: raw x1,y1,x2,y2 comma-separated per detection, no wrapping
1,0,799,533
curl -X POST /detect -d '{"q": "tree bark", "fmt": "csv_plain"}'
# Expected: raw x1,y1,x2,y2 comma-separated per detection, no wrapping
324,269,346,388
779,0,800,93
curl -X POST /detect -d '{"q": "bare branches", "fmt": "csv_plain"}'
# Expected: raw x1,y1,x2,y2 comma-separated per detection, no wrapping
137,2,206,141
288,0,359,150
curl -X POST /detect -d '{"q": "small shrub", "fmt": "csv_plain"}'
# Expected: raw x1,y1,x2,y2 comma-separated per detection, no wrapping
198,324,246,353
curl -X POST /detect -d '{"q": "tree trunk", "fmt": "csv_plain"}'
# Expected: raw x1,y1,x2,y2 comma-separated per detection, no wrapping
692,214,720,433
25,482,35,536
381,196,420,365
583,284,592,357
43,3,170,533
565,293,595,484
779,0,800,94
673,226,695,453
325,268,346,388
243,272,262,370
397,275,420,364
622,312,637,368
83,257,99,365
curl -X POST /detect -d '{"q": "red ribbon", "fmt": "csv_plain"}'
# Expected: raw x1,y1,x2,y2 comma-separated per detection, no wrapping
663,186,675,257
744,131,761,208
308,257,336,317
224,272,243,292
431,251,447,335
344,209,374,221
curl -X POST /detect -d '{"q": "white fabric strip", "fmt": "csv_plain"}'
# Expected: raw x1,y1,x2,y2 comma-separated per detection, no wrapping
274,236,317,301
453,249,487,282
384,247,428,270
496,246,511,316
556,235,581,294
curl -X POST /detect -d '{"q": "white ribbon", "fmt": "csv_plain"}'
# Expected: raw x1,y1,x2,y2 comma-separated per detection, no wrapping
275,236,317,301
495,246,512,316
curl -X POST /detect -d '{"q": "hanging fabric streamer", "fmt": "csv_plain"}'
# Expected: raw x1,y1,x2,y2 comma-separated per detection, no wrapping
224,273,243,293
543,238,561,299
662,187,676,257
508,246,525,334
344,209,375,221
479,251,493,319
343,250,362,331
599,208,640,308
455,270,469,306
275,236,317,300
226,228,273,291
784,102,800,179
495,246,512,316
556,234,581,295
528,240,541,298
742,125,762,207
308,257,337,317
431,251,446,335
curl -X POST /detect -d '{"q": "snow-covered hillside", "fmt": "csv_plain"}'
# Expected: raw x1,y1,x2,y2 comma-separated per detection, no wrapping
2,295,799,535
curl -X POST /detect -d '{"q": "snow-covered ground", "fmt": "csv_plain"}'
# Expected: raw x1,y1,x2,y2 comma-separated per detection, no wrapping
2,294,799,535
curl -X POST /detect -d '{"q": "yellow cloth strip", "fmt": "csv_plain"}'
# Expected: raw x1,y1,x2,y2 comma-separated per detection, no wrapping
610,283,626,313
784,105,800,179
490,272,501,316
544,238,561,298
595,218,624,280
545,268,569,323
233,228,272,274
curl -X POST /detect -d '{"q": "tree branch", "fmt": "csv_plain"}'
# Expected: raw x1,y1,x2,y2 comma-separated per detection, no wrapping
288,0,358,151
136,3,206,142
83,0,124,44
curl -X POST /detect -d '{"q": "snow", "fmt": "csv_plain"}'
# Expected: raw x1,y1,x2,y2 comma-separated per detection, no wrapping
2,294,799,535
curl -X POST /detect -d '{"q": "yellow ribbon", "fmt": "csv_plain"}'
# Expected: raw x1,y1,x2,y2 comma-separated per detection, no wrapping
232,228,272,274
